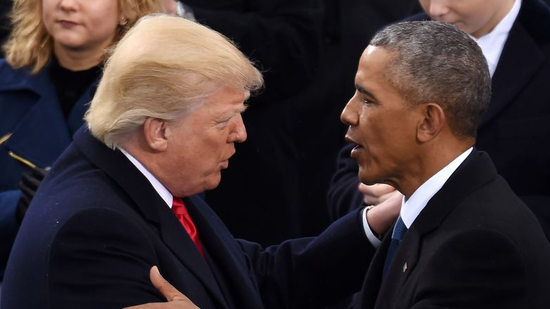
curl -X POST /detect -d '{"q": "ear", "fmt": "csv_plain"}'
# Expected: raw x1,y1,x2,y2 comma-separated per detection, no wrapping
417,103,445,143
143,118,168,152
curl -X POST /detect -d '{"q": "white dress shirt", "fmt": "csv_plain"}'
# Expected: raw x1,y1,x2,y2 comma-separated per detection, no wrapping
119,147,174,208
400,148,473,229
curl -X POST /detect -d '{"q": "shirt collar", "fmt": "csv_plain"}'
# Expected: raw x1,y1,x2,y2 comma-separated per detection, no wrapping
119,147,173,208
400,147,473,228
474,0,521,77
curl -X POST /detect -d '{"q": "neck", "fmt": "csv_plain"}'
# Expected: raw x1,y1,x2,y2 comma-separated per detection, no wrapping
53,43,106,71
397,140,473,199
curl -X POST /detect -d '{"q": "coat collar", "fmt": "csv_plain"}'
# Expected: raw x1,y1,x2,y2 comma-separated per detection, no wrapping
1,61,100,167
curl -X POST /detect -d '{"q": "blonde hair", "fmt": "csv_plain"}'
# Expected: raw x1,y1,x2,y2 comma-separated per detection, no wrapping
2,0,162,74
85,14,264,149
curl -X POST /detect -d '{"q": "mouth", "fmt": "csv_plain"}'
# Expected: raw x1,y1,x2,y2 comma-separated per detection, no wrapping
58,20,78,28
345,135,363,159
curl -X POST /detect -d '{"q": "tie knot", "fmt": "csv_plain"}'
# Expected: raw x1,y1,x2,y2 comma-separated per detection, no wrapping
392,217,407,241
172,197,189,216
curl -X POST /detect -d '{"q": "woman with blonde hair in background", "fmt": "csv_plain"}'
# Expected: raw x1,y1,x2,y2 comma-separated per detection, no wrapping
0,0,162,282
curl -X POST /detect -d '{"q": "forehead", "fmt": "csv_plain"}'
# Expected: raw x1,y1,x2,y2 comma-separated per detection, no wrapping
203,86,247,112
356,46,394,89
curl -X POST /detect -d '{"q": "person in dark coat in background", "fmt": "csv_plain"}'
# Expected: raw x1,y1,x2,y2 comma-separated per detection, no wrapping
328,0,550,242
293,0,421,236
173,0,324,246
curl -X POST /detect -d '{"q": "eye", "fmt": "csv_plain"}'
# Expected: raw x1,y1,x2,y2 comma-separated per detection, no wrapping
362,97,373,104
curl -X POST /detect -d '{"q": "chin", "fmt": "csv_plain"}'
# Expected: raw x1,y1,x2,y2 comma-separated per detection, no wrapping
358,169,380,186
204,175,222,191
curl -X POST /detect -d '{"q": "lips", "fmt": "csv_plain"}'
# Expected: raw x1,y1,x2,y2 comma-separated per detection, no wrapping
58,20,78,28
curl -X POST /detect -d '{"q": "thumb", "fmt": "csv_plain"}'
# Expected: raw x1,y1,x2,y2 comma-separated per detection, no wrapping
150,266,190,302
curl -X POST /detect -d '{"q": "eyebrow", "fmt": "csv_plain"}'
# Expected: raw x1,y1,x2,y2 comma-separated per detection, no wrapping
355,84,379,102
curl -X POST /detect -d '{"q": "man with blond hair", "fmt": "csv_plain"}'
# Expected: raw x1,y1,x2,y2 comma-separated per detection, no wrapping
2,14,398,309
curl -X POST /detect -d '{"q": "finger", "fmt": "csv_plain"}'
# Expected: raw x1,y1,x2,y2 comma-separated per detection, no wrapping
150,266,190,302
21,171,41,191
19,178,37,197
358,183,395,196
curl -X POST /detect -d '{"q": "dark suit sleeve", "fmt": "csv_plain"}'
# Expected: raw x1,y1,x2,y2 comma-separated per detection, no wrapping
184,0,323,102
327,143,365,221
411,228,526,309
48,209,164,309
237,208,374,309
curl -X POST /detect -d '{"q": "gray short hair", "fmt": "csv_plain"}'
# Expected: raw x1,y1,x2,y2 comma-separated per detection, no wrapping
85,14,264,148
370,21,491,138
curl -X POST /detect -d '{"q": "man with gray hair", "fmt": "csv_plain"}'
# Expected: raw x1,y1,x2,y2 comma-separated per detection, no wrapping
342,21,550,309
1,14,398,309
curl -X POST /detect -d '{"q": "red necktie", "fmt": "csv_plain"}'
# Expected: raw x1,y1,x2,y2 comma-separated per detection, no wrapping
172,197,205,258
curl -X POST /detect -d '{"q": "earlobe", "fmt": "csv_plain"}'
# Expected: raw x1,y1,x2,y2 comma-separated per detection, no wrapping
143,118,168,151
417,103,445,143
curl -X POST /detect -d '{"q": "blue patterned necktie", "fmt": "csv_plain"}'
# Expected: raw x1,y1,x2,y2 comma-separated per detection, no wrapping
382,216,407,280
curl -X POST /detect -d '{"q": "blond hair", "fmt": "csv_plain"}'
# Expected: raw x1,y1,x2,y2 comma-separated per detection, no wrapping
2,0,162,74
85,14,264,149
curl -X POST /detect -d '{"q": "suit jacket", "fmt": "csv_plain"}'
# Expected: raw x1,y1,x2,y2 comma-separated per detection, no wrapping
356,150,550,309
0,59,99,279
1,127,375,309
328,0,550,239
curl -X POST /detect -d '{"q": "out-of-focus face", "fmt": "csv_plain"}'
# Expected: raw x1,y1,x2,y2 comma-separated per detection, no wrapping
163,86,248,197
42,0,120,53
418,0,515,38
341,46,422,189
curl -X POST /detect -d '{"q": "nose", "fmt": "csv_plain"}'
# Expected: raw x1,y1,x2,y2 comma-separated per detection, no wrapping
60,0,78,11
340,96,359,126
229,114,247,143
426,0,450,19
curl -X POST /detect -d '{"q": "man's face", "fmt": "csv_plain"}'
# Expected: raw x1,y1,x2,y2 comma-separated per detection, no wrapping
341,46,421,188
418,0,514,38
163,86,248,197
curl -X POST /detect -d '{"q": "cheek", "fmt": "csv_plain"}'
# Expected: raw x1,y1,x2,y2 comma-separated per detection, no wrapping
88,5,120,32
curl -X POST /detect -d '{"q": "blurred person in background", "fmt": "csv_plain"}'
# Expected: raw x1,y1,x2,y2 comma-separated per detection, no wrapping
0,0,162,281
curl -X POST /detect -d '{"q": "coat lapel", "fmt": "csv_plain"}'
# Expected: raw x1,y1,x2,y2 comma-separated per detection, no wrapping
3,68,71,168
186,196,265,309
360,151,499,309
2,65,98,168
73,128,230,309
480,1,547,128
